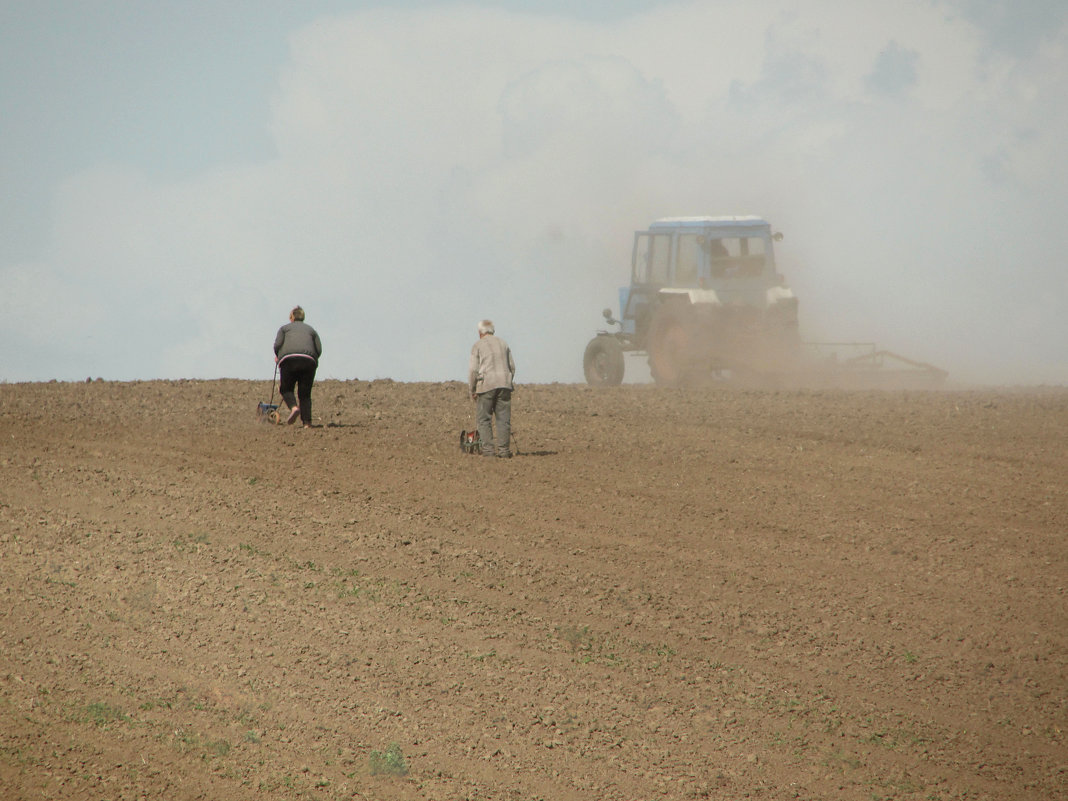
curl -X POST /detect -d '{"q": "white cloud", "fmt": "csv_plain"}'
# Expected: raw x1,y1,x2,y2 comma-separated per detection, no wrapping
2,0,1065,384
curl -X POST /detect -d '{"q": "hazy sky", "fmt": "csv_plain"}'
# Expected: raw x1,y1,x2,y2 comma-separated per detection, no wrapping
2,0,1066,385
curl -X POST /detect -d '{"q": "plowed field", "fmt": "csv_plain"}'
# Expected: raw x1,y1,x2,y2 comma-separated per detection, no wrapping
1,379,1065,800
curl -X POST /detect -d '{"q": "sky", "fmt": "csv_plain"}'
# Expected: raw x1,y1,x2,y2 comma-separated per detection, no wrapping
2,0,1066,386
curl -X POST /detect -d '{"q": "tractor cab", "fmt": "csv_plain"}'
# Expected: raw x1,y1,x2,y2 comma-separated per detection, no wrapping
619,216,789,338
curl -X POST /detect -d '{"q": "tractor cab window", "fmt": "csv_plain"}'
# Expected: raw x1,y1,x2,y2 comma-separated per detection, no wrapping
705,237,732,277
742,236,766,258
633,233,672,285
707,236,766,278
674,234,700,286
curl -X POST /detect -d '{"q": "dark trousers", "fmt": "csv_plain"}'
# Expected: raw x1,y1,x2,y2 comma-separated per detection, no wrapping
279,357,317,425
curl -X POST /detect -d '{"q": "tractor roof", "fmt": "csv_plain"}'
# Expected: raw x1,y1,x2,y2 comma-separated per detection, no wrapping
649,216,769,231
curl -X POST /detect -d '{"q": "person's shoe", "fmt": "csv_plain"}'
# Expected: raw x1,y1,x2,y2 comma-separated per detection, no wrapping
498,452,512,458
286,407,300,424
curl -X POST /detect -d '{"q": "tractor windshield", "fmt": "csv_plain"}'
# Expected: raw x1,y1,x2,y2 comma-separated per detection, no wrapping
633,226,774,290
707,236,767,279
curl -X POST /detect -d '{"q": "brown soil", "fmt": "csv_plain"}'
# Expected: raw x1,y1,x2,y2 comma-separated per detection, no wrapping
1,379,1065,800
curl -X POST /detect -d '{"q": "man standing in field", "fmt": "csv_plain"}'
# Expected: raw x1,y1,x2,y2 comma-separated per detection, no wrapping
469,319,516,458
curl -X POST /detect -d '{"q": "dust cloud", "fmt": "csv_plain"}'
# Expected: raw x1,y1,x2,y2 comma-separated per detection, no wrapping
1,2,1065,385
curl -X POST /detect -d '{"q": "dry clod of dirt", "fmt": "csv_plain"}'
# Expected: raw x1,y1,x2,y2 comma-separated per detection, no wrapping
1,379,1066,800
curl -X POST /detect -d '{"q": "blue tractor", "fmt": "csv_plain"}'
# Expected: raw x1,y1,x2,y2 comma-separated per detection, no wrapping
584,216,800,386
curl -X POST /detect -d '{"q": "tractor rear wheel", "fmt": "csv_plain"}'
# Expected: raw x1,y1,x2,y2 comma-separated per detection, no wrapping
583,336,625,386
647,303,698,386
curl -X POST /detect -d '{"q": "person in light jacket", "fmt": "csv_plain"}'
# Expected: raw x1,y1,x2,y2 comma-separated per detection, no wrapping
468,319,516,458
274,306,322,428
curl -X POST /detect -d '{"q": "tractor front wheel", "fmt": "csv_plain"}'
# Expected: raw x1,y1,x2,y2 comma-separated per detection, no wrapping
583,336,625,386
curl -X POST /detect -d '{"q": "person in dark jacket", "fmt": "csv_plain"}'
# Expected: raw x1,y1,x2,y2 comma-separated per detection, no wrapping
273,306,322,427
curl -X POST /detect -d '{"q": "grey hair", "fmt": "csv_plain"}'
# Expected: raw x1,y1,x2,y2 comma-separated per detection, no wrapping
291,306,305,322
478,319,494,335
